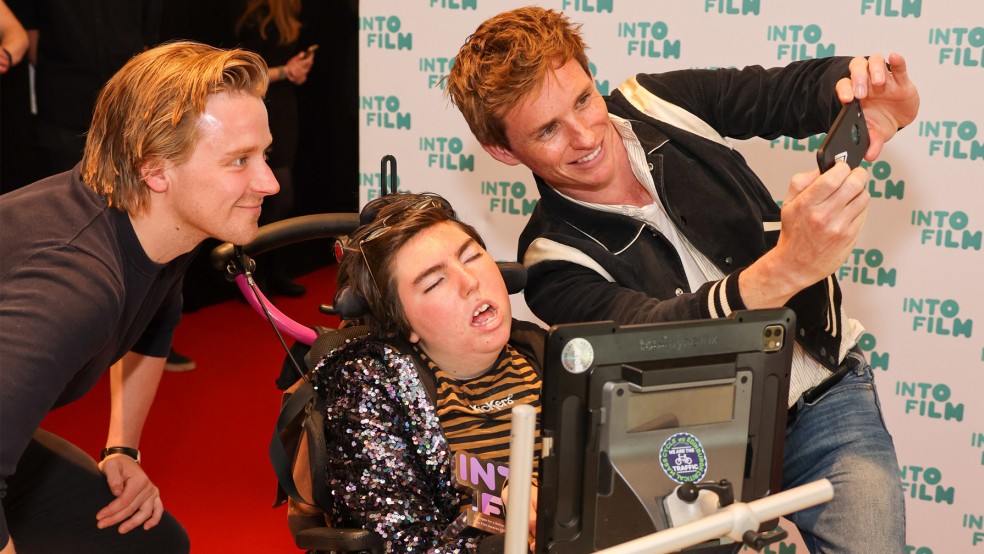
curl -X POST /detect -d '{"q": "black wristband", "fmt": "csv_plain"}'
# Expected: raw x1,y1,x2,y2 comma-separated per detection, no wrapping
101,446,141,463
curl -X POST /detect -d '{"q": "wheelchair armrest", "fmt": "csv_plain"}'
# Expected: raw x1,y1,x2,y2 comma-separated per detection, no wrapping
294,526,384,553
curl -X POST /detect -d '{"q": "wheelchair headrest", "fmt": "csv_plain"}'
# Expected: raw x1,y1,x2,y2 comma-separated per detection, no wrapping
357,192,456,228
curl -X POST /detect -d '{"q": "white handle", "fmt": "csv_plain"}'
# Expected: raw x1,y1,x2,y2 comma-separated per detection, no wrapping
504,404,536,554
594,479,834,554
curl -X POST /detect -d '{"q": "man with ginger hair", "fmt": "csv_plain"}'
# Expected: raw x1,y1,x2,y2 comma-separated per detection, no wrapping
446,7,919,553
0,41,279,552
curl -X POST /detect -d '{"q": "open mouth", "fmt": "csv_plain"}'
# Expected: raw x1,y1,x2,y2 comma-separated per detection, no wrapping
574,145,602,164
472,303,497,326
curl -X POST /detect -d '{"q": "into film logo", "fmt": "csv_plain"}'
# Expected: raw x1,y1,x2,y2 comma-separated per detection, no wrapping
902,297,974,339
766,23,835,62
861,160,905,200
910,210,982,251
419,56,452,89
617,20,682,59
899,464,955,504
966,433,984,548
418,136,474,172
359,171,407,201
589,62,610,96
918,120,984,160
360,95,411,130
703,0,760,15
428,0,477,10
895,381,964,422
839,247,896,287
359,15,412,50
929,26,984,67
860,0,922,17
965,512,984,548
975,430,984,464
480,179,537,216
560,0,613,13
769,134,906,199
856,332,889,371
769,133,825,156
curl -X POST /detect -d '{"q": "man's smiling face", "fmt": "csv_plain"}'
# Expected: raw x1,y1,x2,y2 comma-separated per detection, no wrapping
483,57,622,201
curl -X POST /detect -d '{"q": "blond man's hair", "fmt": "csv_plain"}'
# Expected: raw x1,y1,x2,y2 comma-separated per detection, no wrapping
82,41,268,214
444,7,590,149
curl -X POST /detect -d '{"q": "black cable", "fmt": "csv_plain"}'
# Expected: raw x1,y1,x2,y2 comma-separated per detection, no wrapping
234,246,308,382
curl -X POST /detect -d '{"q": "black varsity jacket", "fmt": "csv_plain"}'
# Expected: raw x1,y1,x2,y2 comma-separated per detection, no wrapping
518,57,854,371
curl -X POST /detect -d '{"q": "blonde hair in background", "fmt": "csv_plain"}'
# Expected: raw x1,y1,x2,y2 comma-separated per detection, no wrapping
444,6,590,150
235,0,302,46
82,41,268,214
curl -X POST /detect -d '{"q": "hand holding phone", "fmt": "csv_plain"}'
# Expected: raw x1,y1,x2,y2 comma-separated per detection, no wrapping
816,99,870,172
301,44,319,59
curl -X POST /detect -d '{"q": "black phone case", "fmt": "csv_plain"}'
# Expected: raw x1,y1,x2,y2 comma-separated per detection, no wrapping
816,99,870,172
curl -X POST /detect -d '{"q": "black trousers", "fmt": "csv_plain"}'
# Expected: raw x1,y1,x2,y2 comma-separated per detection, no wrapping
3,429,189,553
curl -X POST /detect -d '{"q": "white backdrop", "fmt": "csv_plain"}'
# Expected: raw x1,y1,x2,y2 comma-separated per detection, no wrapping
356,1,984,551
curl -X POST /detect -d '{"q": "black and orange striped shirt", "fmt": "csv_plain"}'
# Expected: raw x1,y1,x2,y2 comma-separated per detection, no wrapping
413,342,542,478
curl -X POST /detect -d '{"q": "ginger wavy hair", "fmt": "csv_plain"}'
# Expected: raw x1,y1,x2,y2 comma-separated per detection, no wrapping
82,41,268,214
444,6,590,149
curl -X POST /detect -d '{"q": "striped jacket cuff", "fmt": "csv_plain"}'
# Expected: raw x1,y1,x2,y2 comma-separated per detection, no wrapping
703,270,747,319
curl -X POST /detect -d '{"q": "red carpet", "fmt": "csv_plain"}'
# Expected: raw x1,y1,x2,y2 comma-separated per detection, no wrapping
41,265,342,553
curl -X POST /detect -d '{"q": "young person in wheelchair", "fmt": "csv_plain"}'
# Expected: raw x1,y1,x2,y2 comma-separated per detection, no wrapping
296,193,544,552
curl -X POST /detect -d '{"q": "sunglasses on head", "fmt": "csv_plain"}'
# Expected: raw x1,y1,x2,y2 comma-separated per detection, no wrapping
357,194,456,294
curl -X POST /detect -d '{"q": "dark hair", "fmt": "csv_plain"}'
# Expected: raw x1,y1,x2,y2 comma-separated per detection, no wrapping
339,193,486,339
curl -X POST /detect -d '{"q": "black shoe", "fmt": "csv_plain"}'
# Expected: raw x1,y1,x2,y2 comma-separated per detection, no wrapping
165,349,196,372
270,276,306,297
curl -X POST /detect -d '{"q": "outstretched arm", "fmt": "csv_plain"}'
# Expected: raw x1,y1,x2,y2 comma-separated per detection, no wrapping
743,53,917,306
742,53,914,307
838,53,920,160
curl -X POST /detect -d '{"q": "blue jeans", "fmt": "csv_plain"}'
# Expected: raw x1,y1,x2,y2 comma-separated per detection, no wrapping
782,357,905,553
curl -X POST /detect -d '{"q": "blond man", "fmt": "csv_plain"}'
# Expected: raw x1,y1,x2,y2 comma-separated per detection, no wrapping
0,41,279,553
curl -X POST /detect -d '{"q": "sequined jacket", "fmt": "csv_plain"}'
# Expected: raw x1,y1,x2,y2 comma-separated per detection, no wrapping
310,322,544,553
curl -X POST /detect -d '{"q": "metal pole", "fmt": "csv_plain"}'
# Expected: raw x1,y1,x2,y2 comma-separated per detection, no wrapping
594,479,834,554
505,404,536,554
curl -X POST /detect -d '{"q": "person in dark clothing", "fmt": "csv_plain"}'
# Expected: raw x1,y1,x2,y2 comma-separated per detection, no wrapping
13,0,162,175
445,7,919,554
0,41,278,553
235,0,315,297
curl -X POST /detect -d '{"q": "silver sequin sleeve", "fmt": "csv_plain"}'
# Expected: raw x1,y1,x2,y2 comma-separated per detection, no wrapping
311,339,484,553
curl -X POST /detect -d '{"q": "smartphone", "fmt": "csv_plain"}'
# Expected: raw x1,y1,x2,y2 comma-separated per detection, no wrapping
816,99,870,172
301,44,319,58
